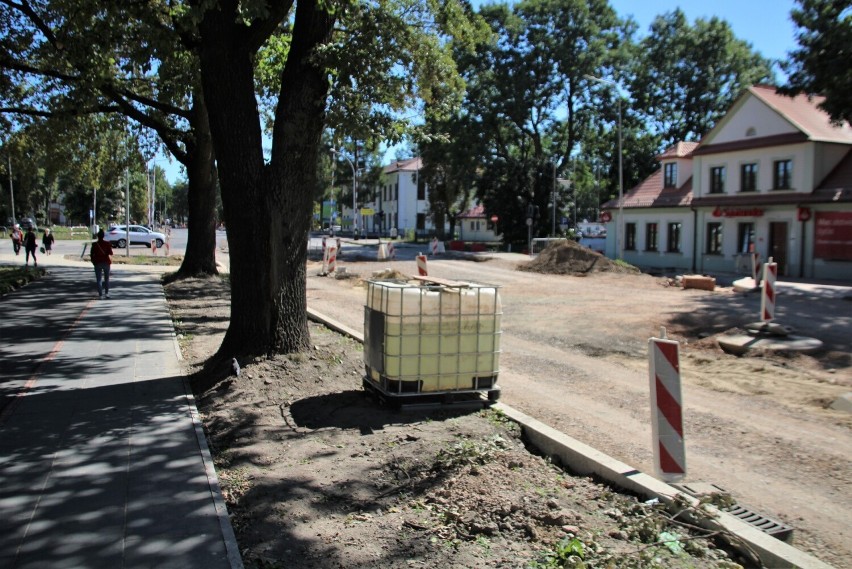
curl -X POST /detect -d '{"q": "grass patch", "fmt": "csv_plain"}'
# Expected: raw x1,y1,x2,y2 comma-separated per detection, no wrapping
43,226,93,240
0,266,46,294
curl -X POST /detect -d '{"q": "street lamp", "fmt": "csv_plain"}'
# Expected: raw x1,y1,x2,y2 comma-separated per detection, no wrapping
331,148,357,235
585,75,624,260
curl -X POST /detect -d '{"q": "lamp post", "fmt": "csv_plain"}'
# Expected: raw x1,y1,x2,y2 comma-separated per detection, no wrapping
331,149,357,235
585,75,624,260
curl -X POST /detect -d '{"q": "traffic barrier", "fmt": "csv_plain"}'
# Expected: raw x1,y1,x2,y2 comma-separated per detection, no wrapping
387,241,395,259
324,245,337,274
761,257,777,322
750,252,760,282
416,253,427,276
431,238,438,255
648,328,686,482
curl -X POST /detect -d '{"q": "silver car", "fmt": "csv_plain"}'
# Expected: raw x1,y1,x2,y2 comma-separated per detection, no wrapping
106,225,166,248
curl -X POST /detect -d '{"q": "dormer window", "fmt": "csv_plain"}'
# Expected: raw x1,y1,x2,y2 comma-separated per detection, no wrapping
664,163,677,188
746,127,757,137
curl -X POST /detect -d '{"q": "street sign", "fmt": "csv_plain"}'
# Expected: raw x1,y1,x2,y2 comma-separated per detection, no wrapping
361,208,375,215
526,218,533,226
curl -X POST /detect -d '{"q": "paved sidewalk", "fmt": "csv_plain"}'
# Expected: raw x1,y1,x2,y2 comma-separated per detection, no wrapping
0,259,241,569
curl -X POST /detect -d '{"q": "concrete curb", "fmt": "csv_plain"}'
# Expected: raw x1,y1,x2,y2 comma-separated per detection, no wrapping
162,279,245,569
306,305,835,569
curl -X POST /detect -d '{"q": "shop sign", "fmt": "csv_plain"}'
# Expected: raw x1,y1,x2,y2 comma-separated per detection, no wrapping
712,206,764,218
814,211,852,261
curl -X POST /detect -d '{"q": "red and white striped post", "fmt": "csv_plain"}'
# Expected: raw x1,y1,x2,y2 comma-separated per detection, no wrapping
761,257,777,322
750,252,760,283
387,241,395,260
324,245,337,274
416,253,428,276
649,327,686,482
431,237,439,256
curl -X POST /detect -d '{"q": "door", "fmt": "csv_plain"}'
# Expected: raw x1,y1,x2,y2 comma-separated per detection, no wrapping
769,222,788,275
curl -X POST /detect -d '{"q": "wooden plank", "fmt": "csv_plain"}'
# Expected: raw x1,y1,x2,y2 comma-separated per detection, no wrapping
410,275,470,287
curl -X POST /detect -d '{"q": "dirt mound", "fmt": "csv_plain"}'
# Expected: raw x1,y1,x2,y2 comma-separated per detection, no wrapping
518,240,638,275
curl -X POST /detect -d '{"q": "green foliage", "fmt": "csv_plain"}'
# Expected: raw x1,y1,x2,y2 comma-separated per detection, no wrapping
627,9,775,147
0,266,45,295
530,536,586,568
781,0,852,125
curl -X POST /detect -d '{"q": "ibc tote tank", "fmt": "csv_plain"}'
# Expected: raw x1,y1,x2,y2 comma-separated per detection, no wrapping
363,279,502,396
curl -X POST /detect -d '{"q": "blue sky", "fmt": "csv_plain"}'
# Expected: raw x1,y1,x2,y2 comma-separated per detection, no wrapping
159,0,800,183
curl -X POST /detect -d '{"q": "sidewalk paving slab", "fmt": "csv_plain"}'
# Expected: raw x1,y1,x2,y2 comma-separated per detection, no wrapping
0,261,241,569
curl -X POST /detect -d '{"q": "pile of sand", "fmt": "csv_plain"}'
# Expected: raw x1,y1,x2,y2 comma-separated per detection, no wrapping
518,240,638,276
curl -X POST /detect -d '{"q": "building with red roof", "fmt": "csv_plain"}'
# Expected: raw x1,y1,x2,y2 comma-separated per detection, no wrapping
603,86,852,281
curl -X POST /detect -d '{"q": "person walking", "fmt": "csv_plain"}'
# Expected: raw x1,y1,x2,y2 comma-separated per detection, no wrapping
10,224,22,255
42,228,55,255
23,226,38,267
91,229,114,299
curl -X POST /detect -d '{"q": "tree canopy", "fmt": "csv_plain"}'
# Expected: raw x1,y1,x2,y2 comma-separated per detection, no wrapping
781,0,852,125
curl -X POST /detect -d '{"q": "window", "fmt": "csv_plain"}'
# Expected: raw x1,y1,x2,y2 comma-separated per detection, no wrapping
706,222,723,255
625,223,637,250
395,182,399,200
416,213,426,230
709,166,726,194
645,223,658,251
667,222,682,253
417,176,426,200
737,223,755,253
740,163,758,192
664,163,677,188
773,159,792,189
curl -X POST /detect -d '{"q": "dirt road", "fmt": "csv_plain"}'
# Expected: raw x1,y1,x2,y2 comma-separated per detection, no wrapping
306,252,852,568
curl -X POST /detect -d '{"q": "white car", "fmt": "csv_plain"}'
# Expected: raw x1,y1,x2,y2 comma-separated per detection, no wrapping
106,225,166,248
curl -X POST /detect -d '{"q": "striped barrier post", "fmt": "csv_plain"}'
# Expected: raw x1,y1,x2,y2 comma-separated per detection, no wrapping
649,327,686,482
387,241,395,259
761,257,777,322
750,252,760,283
416,253,427,276
323,245,337,274
431,237,439,256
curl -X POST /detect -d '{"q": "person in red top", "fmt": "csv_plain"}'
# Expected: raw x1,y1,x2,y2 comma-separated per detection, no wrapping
91,229,114,299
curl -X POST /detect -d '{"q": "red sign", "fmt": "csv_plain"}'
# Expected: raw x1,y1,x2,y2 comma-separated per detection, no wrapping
490,215,498,222
814,211,852,261
712,206,764,218
797,207,811,222
600,211,612,222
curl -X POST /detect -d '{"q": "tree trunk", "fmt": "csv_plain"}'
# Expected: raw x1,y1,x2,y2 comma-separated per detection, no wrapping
196,0,334,383
172,96,219,278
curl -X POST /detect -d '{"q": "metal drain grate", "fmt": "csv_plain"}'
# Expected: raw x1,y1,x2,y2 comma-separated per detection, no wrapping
672,482,794,542
724,504,794,541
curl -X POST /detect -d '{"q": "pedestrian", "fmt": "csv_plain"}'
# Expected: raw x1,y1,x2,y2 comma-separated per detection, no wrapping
10,224,22,255
91,228,114,299
42,228,55,255
23,226,38,267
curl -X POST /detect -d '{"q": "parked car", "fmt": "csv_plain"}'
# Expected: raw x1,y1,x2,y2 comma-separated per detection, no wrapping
19,218,37,231
105,225,166,248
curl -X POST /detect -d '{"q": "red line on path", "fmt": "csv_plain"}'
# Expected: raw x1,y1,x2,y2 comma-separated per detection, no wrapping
0,299,95,425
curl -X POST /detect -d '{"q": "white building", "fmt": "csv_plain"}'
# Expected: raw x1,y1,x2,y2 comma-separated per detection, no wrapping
362,157,437,237
603,86,852,282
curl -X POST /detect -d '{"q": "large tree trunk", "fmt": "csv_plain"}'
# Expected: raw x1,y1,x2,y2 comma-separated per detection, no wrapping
195,0,334,385
171,96,219,279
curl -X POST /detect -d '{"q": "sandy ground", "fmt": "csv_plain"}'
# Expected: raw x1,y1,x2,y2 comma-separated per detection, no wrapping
301,250,851,568
168,276,768,569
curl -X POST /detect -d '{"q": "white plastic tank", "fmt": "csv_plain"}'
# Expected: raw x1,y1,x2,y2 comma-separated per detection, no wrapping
364,280,502,393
